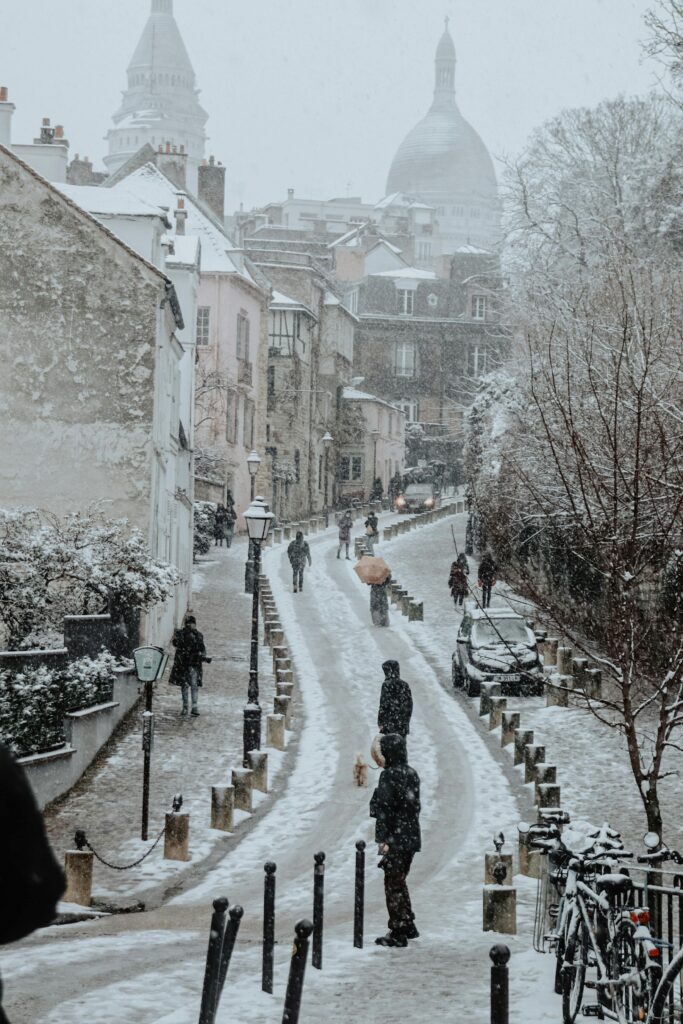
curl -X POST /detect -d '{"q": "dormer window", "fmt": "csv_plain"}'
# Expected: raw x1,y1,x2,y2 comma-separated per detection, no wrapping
472,296,487,320
397,289,414,316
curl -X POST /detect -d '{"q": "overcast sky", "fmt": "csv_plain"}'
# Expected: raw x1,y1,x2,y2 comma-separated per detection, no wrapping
1,0,659,212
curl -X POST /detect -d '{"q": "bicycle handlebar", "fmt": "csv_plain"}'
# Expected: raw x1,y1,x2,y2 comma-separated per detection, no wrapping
637,848,683,865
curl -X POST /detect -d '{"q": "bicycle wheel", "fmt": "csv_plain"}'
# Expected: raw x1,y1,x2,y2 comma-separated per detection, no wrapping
562,918,588,1024
649,945,683,1024
609,921,657,1023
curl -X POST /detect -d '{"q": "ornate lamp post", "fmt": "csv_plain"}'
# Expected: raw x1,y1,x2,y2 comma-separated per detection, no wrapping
244,450,262,593
371,429,380,496
322,431,333,527
243,496,274,765
133,645,169,840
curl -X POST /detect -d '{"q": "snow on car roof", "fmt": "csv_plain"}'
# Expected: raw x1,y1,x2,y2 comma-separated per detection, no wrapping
469,607,524,620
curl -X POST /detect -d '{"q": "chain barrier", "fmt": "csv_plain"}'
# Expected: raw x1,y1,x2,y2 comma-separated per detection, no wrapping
74,824,166,871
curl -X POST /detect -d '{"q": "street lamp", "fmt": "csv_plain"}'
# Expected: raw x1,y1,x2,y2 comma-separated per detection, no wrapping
133,645,169,840
243,496,274,765
322,431,333,527
371,429,380,495
245,450,262,593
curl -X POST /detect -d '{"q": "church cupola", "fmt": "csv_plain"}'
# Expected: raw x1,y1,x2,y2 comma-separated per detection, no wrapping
433,17,456,108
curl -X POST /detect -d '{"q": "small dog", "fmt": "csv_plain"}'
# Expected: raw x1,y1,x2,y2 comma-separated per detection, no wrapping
353,752,368,788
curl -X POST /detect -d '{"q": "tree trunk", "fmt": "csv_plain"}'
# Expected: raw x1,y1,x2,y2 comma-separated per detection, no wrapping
642,784,663,838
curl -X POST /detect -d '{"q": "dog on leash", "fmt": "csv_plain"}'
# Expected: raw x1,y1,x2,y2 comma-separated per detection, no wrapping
353,752,368,787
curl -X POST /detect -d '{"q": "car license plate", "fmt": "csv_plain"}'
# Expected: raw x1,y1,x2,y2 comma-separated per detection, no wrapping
498,674,520,682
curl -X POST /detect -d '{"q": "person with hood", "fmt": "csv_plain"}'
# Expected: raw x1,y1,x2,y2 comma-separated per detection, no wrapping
448,559,469,607
170,615,211,716
214,504,228,547
370,576,390,626
337,511,353,559
369,733,421,947
478,551,497,609
377,660,413,736
287,530,312,593
0,742,65,1022
364,511,379,554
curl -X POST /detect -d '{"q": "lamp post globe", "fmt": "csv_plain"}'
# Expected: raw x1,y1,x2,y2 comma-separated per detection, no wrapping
243,496,274,765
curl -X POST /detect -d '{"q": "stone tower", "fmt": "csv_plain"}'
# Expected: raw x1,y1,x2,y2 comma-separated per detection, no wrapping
386,20,500,252
104,0,207,193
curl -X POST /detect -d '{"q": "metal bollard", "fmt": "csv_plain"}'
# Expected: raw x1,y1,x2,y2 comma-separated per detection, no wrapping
354,840,365,949
282,919,314,1024
312,851,325,970
198,897,228,1024
490,944,510,1024
262,862,276,994
216,905,243,1008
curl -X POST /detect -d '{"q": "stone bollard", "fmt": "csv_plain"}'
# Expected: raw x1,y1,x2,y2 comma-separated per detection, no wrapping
301,521,309,536
483,853,517,935
274,694,292,730
283,525,292,541
534,764,557,801
524,744,545,784
538,784,561,809
517,822,541,879
485,852,513,885
270,627,285,649
572,657,589,685
231,768,253,813
545,675,568,708
540,637,559,668
308,519,318,535
210,785,235,832
408,600,424,622
272,644,288,669
164,811,190,861
489,697,507,731
64,849,94,906
501,711,521,747
584,667,603,700
276,680,294,699
276,666,293,686
399,593,412,615
513,728,534,766
247,751,268,794
383,527,393,542
556,646,573,676
266,713,286,751
273,527,283,545
480,682,502,717
389,584,401,604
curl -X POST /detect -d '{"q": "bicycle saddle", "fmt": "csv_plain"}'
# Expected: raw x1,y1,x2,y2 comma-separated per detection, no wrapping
597,873,633,896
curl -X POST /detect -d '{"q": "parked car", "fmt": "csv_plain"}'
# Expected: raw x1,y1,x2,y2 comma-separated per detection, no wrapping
452,606,544,697
395,483,441,514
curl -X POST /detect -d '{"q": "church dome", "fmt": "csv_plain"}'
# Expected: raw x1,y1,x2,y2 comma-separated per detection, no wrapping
385,21,500,250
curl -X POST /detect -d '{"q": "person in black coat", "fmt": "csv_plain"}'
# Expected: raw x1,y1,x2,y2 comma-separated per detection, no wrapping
170,616,211,716
478,551,497,609
287,531,312,593
377,660,413,736
369,733,421,947
0,742,65,1022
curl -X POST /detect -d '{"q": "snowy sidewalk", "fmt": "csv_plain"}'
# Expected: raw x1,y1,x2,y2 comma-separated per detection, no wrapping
42,539,286,906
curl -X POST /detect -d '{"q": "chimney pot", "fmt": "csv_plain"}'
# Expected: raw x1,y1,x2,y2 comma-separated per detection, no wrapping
287,188,294,199
55,125,64,139
179,144,185,154
0,87,8,102
178,197,185,209
165,142,171,153
42,117,50,127
209,155,215,166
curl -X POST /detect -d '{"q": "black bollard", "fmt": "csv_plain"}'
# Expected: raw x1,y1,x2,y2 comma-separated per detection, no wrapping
216,904,243,1007
354,840,366,948
312,851,325,970
282,919,314,1024
198,897,228,1024
262,861,277,994
490,944,510,1024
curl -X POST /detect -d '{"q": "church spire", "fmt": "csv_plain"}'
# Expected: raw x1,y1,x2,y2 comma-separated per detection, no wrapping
433,18,456,108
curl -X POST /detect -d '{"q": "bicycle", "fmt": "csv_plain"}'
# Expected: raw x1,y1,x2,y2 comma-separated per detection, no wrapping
635,837,683,1024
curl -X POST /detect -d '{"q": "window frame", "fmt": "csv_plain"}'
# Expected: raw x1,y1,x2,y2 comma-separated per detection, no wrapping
196,306,211,346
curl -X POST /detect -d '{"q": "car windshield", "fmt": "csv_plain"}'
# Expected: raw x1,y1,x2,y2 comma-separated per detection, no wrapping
405,485,431,496
472,619,530,646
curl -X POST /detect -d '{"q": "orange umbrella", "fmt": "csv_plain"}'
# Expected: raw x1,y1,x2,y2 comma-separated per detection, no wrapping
354,555,391,585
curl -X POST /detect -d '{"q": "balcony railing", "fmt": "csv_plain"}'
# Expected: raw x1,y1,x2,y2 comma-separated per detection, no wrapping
238,359,253,385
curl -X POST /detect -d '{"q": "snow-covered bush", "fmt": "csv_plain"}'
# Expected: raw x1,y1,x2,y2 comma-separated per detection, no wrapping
0,652,118,756
0,507,179,650
193,501,215,559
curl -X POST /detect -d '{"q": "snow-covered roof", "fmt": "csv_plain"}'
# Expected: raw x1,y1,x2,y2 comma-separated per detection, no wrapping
468,607,525,621
374,191,434,212
109,164,253,281
270,290,317,320
343,386,404,413
371,267,437,280
455,244,492,255
163,234,201,266
55,183,170,223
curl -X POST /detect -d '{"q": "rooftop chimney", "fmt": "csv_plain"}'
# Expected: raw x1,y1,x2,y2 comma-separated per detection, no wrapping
287,188,294,200
38,117,55,144
198,153,226,221
0,86,15,148
174,195,188,235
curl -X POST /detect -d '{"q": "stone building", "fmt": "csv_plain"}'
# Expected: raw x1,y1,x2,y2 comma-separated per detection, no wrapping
338,388,406,505
104,0,208,195
386,21,501,254
0,144,194,643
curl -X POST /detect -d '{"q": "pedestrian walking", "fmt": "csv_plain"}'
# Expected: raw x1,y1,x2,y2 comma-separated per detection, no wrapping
369,733,421,947
448,560,469,607
287,530,312,593
370,577,390,626
478,551,497,609
214,504,228,547
337,511,353,560
0,742,65,1023
224,505,237,548
364,511,379,554
377,659,413,736
170,616,211,716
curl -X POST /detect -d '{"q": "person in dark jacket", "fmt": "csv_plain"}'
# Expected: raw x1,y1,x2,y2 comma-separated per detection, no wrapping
287,531,312,593
171,616,211,716
370,577,390,626
364,511,379,554
448,560,469,607
337,512,352,559
377,660,413,736
478,551,497,609
369,733,421,947
0,742,65,1022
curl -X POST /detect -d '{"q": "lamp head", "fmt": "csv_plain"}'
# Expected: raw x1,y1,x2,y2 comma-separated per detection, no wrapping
247,449,261,477
244,495,274,541
322,431,333,448
133,645,166,683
